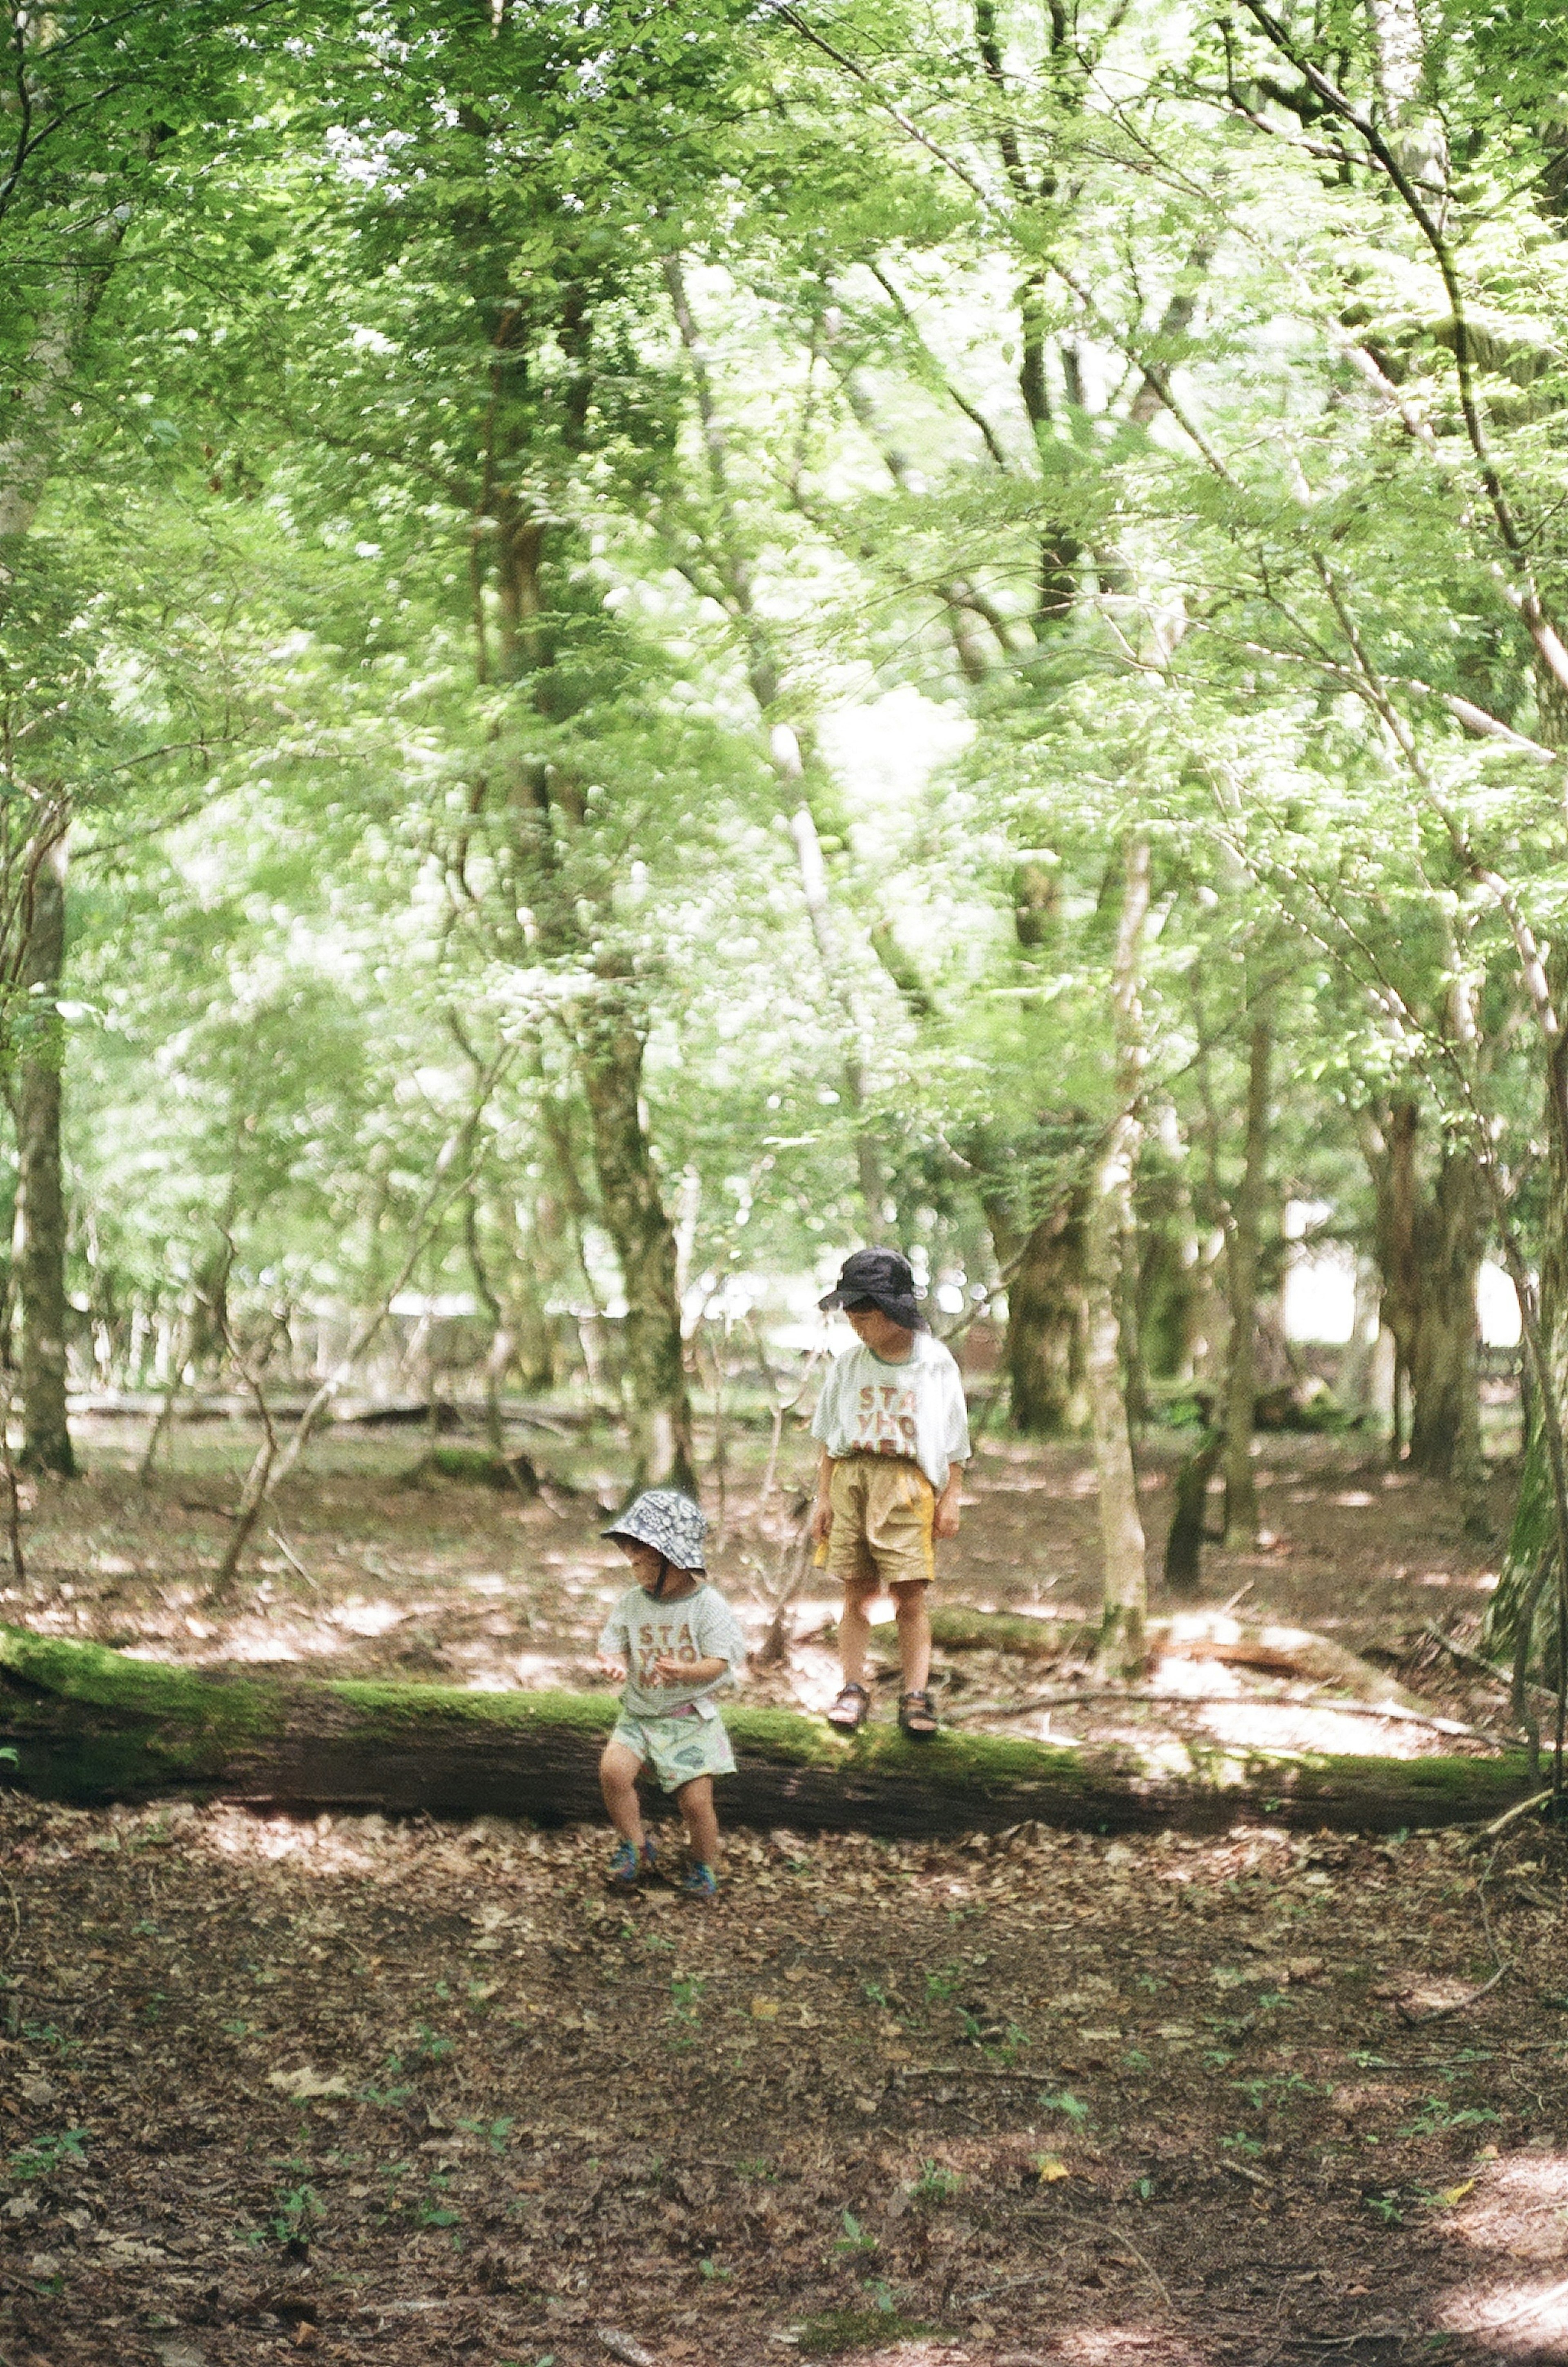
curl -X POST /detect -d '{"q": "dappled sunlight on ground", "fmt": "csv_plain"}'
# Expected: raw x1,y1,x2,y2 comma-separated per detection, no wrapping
1195,1700,1430,1756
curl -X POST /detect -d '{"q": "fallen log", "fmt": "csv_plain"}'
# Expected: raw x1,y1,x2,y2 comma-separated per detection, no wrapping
904,1605,1420,1711
0,1625,1538,1837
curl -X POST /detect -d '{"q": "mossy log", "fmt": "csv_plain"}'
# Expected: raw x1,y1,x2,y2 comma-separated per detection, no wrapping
0,1625,1538,1837
398,1444,540,1495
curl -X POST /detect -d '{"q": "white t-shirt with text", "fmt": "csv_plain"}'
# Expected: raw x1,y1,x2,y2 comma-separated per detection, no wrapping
811,1331,971,1492
597,1582,746,1723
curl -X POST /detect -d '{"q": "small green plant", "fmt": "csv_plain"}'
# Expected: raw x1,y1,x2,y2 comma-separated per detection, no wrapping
1040,2091,1089,2123
253,2183,324,2248
667,1972,706,2048
0,1747,18,1769
1366,2192,1403,2225
924,1965,962,2004
698,2256,732,2281
8,2129,87,2182
909,2160,962,2205
670,1974,706,2021
358,2078,415,2108
1133,2175,1154,2200
20,2023,80,2059
410,2022,454,2065
862,1981,890,2008
736,2155,776,2180
1400,2099,1502,2138
832,2209,878,2259
1221,2132,1266,2157
1232,2071,1317,2111
131,1918,160,1937
458,2115,514,2156
220,2017,252,2039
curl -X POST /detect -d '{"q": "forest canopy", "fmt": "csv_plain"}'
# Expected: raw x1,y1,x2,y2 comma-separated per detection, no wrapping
4,0,1568,1675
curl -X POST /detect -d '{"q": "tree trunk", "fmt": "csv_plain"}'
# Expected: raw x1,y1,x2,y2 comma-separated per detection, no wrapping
1088,837,1150,1678
1163,1428,1223,1595
574,985,696,1497
1487,938,1568,1674
1002,1192,1089,1435
1364,1101,1486,1491
10,836,75,1477
0,1624,1535,1837
1406,1148,1486,1495
1221,1016,1270,1547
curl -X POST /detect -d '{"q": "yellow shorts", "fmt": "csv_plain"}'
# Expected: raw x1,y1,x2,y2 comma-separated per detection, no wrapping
818,1455,936,1594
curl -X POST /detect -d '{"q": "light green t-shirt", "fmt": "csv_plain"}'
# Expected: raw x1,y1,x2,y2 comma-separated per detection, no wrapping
597,1582,746,1722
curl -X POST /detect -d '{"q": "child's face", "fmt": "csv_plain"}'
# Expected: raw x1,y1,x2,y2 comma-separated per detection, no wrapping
619,1540,697,1598
845,1304,916,1360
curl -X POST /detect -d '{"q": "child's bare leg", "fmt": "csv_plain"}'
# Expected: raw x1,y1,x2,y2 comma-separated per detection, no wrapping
599,1742,646,1849
891,1581,932,1694
675,1775,720,1868
838,1582,878,1687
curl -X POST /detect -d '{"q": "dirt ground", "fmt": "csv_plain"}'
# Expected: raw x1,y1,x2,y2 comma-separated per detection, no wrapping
2,1413,1565,2367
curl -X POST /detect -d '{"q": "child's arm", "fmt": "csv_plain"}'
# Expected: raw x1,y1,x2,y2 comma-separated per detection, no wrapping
595,1609,628,1683
810,1446,835,1544
934,1463,966,1540
650,1652,730,1686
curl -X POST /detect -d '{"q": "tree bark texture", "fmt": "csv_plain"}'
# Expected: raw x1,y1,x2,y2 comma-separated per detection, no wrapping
1003,1191,1089,1435
574,985,696,1497
1488,937,1568,1671
10,836,75,1476
1365,1101,1485,1485
0,1625,1534,1838
1221,1016,1271,1546
1088,837,1150,1677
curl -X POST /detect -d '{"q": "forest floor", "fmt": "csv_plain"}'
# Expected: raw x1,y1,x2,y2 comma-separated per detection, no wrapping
2,1413,1566,2367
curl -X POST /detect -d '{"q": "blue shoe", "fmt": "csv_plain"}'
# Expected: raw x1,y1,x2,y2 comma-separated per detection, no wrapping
608,1838,656,1890
682,1861,718,1901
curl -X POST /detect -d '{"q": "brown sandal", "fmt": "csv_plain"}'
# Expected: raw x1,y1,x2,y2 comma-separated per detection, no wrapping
825,1682,871,1732
898,1689,939,1738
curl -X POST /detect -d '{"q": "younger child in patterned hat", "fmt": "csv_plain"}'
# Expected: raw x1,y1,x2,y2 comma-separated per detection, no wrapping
595,1488,746,1899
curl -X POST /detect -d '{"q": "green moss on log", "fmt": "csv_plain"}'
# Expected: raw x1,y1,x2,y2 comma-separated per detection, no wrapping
822,1605,1076,1659
0,1623,1539,1836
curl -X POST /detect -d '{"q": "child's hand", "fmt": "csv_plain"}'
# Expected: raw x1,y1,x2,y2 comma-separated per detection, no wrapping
934,1496,961,1540
597,1655,627,1682
809,1498,832,1545
649,1653,688,1686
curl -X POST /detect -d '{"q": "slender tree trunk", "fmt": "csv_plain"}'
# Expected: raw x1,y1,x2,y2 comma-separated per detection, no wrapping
1221,1016,1271,1547
1487,940,1568,1671
1002,1190,1089,1435
1364,1101,1487,1493
1090,836,1151,1678
1406,1147,1486,1484
10,836,75,1477
574,985,696,1497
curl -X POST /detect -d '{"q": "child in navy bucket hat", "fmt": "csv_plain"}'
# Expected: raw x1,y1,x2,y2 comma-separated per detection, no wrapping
596,1489,746,1899
811,1249,971,1738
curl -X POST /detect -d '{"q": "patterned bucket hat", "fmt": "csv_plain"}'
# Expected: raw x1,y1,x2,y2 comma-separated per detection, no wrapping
602,1488,708,1574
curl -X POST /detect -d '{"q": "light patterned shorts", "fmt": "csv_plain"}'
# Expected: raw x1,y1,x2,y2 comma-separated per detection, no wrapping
818,1453,936,1593
610,1709,737,1794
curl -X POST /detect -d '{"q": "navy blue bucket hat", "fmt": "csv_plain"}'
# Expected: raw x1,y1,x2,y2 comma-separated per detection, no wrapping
818,1247,929,1332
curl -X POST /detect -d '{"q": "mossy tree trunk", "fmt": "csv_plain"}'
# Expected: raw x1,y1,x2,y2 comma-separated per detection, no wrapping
575,981,696,1498
1365,1099,1486,1492
1088,836,1150,1678
10,836,76,1478
1221,1015,1270,1548
1486,937,1568,1678
0,1624,1537,1837
1002,1190,1089,1435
